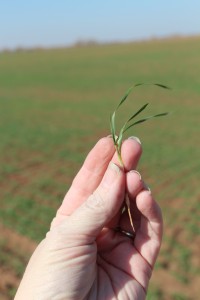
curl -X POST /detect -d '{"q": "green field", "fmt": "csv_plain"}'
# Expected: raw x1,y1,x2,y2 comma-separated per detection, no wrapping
0,36,200,299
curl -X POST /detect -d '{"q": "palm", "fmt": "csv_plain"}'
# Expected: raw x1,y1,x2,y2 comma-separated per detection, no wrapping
90,228,147,300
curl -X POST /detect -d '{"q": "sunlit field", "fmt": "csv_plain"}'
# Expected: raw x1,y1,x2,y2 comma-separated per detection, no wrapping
0,36,200,299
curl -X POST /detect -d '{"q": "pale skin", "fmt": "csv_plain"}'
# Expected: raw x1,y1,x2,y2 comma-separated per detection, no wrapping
15,136,163,300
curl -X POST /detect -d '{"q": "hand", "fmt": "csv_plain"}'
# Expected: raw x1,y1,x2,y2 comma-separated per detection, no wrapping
15,137,163,300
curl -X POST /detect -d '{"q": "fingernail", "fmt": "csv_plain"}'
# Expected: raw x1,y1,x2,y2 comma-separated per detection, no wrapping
129,170,142,180
103,162,121,186
144,183,151,194
107,134,118,140
128,136,141,144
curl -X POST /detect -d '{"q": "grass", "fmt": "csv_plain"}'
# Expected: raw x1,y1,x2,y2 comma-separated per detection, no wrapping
0,36,200,299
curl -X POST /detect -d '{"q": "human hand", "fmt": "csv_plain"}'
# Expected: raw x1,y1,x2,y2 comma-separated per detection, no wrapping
15,136,163,300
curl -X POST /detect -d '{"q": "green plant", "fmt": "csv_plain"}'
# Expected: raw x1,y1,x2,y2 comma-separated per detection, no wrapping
110,83,170,230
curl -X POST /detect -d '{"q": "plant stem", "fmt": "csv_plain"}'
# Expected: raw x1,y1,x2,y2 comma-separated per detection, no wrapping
116,147,135,233
115,147,124,169
125,194,135,232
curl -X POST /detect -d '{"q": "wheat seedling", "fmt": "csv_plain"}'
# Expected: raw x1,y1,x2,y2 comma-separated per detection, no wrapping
110,83,170,232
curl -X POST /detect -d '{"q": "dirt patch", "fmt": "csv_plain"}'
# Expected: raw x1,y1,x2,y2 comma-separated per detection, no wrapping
0,267,20,299
149,197,200,299
150,267,199,300
0,223,37,299
0,223,37,255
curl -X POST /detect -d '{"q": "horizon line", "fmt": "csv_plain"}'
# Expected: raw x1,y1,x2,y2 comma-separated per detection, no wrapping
1,33,200,53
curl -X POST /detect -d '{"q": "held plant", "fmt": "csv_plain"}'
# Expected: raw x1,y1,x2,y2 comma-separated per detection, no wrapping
110,83,170,231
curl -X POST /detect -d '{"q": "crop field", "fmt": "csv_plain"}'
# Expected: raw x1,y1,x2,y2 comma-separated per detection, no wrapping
0,36,200,299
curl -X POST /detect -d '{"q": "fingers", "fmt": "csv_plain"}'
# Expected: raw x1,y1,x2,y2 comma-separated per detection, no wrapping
52,136,142,228
135,190,163,267
119,171,163,268
58,162,125,242
109,170,144,230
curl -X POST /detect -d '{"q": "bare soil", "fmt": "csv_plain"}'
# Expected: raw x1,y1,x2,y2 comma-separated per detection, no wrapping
0,223,37,299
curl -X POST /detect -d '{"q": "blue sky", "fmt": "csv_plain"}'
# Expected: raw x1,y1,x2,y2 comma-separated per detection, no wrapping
1,0,200,50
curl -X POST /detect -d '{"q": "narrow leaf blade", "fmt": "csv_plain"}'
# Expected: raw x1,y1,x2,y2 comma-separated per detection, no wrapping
117,131,123,155
134,83,171,89
117,122,127,154
116,86,133,110
110,112,116,143
127,103,149,123
123,112,169,133
154,83,171,89
134,83,145,87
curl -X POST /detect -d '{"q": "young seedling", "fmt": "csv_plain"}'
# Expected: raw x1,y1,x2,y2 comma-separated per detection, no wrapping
110,83,170,232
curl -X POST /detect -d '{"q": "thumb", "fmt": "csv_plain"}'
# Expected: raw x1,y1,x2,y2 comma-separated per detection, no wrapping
62,162,125,242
